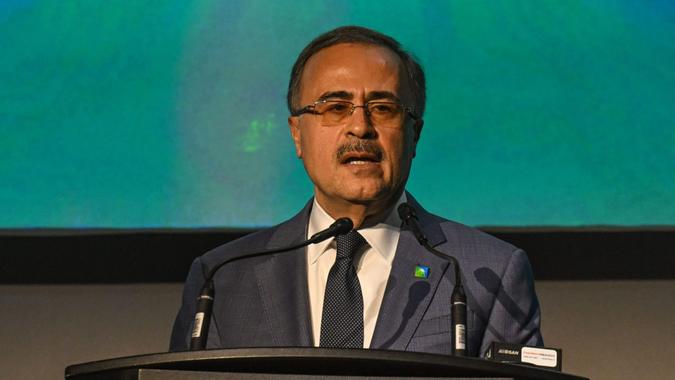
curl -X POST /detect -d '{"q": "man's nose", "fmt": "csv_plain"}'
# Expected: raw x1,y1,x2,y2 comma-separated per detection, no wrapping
346,105,375,138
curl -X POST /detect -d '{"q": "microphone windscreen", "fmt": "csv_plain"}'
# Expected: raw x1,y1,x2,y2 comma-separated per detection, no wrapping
332,217,354,236
397,203,416,221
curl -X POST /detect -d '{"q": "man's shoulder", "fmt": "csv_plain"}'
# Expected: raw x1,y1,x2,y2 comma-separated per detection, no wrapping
198,205,310,270
420,209,521,266
439,216,517,252
202,227,277,260
407,193,516,253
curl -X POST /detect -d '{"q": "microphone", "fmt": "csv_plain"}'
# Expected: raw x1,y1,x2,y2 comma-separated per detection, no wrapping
189,217,353,350
309,217,354,243
398,203,467,356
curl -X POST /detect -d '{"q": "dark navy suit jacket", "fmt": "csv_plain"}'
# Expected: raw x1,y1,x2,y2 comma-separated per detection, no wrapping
170,195,543,356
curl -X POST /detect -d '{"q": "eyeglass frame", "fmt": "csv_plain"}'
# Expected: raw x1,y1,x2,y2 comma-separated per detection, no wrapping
290,99,420,125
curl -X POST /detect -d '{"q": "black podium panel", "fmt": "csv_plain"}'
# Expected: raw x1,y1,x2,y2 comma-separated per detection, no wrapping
65,348,588,380
96,369,510,380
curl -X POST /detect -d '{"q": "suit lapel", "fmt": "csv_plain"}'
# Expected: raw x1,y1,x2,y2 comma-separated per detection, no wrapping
253,201,313,346
370,194,449,350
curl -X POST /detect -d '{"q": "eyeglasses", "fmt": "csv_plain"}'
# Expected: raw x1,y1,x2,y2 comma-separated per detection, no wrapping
292,99,418,127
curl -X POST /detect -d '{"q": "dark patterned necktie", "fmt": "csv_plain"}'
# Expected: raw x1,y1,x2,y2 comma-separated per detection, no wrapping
319,230,367,348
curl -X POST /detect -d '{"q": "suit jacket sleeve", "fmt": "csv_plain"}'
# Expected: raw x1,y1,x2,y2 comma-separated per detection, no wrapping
478,249,543,356
170,257,206,351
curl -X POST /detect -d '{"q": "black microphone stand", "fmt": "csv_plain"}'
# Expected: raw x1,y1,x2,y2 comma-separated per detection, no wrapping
398,203,467,356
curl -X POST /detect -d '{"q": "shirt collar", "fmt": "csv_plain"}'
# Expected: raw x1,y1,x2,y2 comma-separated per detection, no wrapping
307,193,406,265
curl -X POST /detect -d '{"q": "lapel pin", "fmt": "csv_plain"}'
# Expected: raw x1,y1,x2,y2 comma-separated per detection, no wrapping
414,265,430,279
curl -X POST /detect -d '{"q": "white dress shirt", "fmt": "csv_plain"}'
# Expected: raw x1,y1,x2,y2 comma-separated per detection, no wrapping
306,194,406,348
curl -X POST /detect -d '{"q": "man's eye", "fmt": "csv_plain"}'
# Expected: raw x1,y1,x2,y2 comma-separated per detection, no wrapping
370,104,396,114
325,103,350,113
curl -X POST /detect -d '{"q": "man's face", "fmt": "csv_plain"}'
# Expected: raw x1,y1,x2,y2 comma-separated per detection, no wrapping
288,43,422,216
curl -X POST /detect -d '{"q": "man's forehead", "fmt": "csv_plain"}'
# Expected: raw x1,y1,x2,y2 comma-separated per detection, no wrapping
299,43,410,101
303,43,402,78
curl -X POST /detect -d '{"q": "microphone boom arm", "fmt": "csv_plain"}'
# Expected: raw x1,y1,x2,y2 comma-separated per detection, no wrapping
189,217,353,350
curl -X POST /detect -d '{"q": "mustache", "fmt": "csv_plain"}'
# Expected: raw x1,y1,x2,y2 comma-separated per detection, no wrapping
336,140,384,161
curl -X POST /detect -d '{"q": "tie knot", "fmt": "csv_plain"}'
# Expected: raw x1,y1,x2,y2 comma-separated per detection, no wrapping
335,230,367,259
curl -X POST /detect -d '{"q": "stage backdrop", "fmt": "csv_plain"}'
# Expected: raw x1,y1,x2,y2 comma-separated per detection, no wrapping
1,1,674,228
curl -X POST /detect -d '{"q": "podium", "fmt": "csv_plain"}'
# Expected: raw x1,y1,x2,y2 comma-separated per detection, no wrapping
65,348,588,380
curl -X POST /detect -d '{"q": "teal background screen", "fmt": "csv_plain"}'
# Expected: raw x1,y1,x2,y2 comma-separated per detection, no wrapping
1,1,674,228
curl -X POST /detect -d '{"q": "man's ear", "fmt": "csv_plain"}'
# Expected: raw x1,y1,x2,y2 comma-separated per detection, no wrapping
413,119,424,142
288,116,303,158
411,119,423,158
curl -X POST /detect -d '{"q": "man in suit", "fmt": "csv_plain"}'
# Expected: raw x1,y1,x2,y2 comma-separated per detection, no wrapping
170,26,542,356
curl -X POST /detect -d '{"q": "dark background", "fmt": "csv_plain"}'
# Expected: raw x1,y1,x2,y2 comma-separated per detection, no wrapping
3,229,673,283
